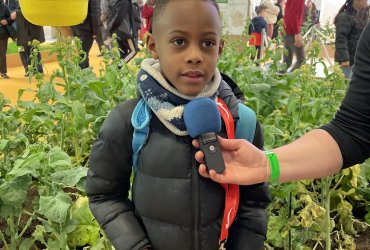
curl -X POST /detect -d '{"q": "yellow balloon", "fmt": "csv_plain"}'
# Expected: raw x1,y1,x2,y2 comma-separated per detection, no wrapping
19,0,88,26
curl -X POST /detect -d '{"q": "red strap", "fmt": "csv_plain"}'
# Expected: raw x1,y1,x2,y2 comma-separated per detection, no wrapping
216,98,240,245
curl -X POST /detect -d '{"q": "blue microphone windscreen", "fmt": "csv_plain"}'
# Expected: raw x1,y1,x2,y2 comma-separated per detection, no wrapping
184,98,221,138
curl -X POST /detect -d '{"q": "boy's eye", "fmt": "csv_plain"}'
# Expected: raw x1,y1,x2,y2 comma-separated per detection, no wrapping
172,39,186,46
203,40,216,48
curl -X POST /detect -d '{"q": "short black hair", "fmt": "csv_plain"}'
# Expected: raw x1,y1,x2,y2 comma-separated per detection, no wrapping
151,0,221,33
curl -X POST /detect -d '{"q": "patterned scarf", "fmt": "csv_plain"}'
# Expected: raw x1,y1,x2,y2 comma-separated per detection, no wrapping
137,58,221,136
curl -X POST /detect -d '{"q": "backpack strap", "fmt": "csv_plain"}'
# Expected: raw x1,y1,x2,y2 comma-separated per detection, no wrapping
235,102,257,143
131,98,152,172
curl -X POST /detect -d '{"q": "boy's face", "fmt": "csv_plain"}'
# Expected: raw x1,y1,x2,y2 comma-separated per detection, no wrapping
260,9,267,17
148,0,224,96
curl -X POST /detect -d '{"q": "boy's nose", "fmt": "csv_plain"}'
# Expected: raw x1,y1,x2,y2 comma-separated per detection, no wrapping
186,46,203,64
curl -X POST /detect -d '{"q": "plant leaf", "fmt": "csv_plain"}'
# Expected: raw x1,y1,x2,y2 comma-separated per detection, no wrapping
39,192,72,223
51,167,87,187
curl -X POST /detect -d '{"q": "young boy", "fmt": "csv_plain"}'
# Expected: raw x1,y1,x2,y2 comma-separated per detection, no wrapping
87,1,271,249
248,5,268,60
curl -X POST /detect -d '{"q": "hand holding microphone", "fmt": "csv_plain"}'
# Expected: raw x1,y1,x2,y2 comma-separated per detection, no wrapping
184,98,225,174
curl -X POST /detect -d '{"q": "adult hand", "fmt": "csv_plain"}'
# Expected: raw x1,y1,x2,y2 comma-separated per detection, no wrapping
341,61,350,67
10,11,16,20
294,33,303,47
192,137,269,185
0,19,7,25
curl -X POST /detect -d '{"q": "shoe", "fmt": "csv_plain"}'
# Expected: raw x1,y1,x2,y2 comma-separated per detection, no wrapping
276,70,287,76
0,73,10,79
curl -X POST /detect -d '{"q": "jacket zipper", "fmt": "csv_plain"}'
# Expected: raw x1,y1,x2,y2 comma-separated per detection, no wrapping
192,147,200,250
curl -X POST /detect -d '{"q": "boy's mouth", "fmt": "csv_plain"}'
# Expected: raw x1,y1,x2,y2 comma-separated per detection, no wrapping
182,70,204,78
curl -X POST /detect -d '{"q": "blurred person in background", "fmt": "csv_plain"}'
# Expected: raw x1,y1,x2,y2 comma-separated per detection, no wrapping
304,0,320,26
140,0,155,41
11,1,44,76
101,0,139,63
132,0,142,49
272,0,285,40
334,0,369,79
0,0,13,78
248,5,268,61
261,0,280,38
71,0,102,69
279,0,306,73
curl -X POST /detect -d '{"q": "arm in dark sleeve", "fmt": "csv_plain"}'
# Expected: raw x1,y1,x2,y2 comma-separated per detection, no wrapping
90,0,101,36
321,23,370,168
6,8,12,24
248,22,253,35
86,99,151,250
0,5,12,24
106,0,128,34
334,13,352,63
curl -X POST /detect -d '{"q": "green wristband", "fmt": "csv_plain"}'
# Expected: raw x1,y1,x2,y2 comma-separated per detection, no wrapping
264,150,280,182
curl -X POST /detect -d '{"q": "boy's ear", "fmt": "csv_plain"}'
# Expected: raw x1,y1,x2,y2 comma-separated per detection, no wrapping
218,39,225,60
147,33,159,59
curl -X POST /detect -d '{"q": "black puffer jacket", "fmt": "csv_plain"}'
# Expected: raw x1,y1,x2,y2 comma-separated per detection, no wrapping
87,83,271,250
334,11,368,66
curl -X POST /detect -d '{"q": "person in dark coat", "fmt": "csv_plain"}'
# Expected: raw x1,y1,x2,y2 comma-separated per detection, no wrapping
334,0,369,79
71,0,101,69
132,1,141,47
272,0,285,40
101,0,139,63
10,1,45,75
86,1,271,249
92,0,105,56
0,0,13,78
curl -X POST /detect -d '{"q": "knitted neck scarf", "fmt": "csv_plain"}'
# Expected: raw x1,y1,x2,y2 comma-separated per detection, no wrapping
137,58,221,136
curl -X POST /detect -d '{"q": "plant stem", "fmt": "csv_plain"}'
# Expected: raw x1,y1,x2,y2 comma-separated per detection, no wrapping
24,210,47,223
8,216,17,245
0,229,10,250
331,174,344,191
73,132,80,165
322,177,331,250
60,113,65,149
288,191,292,250
18,212,35,239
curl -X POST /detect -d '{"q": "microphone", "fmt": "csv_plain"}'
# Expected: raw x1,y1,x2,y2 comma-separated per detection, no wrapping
184,97,225,173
